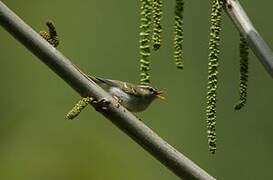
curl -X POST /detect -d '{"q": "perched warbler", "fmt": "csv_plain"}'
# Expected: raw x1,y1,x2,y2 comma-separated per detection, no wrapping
87,75,165,112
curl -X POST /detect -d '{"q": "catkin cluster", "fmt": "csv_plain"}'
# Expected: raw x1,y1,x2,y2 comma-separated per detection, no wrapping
173,0,184,69
206,0,223,154
39,20,59,47
234,35,249,110
139,0,163,85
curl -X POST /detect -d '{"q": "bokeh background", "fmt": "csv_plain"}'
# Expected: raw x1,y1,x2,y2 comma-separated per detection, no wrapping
0,0,273,179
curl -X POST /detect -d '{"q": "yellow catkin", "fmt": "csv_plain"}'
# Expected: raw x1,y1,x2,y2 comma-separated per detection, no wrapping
152,0,163,50
139,0,153,85
234,34,249,110
39,20,59,47
206,0,223,154
66,97,92,120
173,0,184,69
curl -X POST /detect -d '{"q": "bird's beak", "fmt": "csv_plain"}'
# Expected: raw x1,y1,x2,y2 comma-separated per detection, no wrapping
155,91,166,100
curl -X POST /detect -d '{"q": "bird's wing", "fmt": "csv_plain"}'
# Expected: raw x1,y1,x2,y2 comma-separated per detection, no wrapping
87,75,107,84
87,75,139,95
87,75,123,88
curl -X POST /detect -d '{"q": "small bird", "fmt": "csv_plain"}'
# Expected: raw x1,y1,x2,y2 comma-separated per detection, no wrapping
87,75,165,112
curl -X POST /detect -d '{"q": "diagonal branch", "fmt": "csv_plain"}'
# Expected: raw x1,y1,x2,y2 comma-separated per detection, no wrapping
224,0,273,77
0,2,215,180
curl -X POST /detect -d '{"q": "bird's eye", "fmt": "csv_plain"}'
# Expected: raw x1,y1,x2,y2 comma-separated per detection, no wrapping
148,87,155,92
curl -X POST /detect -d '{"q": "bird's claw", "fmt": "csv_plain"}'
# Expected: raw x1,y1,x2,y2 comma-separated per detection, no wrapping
91,98,111,111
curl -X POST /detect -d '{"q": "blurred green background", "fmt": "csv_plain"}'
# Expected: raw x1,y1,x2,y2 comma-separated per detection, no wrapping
1,0,273,179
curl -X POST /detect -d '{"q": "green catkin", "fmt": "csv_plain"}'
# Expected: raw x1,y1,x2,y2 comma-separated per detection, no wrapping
234,34,249,110
173,0,184,69
66,97,92,120
39,20,59,47
152,0,163,51
139,0,153,85
206,0,223,154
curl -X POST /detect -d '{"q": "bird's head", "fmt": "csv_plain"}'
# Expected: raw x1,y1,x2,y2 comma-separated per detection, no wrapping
138,85,165,100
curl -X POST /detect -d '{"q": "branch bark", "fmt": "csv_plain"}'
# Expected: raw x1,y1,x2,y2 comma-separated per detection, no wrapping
0,1,215,180
224,0,273,77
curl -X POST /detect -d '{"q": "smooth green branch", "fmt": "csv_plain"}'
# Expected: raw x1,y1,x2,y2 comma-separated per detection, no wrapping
224,0,273,77
0,2,216,179
39,20,93,118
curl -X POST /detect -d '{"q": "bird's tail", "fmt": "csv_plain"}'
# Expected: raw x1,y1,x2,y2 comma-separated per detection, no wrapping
87,75,106,84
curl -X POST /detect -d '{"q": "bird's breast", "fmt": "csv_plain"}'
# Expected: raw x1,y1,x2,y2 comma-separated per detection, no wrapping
108,87,148,112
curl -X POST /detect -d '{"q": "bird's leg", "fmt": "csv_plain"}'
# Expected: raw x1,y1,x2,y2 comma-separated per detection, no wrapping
91,98,111,111
93,95,122,110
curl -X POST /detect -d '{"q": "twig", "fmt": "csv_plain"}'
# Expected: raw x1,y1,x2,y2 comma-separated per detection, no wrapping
0,2,215,180
224,0,273,77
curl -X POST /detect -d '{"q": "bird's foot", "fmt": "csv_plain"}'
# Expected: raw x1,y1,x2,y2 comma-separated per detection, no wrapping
91,98,111,111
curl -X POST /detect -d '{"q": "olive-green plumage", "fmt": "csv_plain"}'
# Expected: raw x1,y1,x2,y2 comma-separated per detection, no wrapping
88,75,164,112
